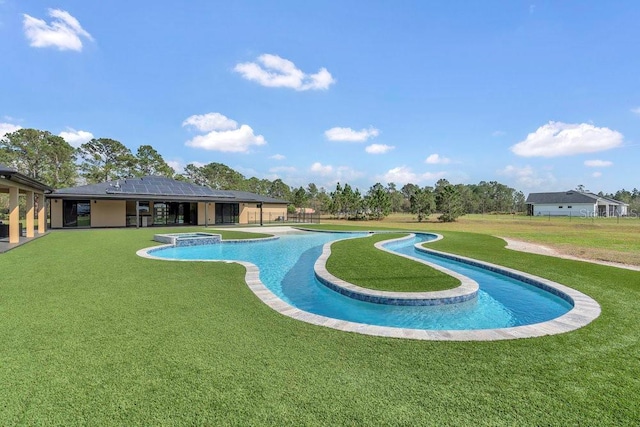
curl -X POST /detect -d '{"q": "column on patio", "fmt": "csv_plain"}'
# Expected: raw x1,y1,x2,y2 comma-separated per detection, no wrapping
25,191,34,238
9,186,19,244
38,193,46,234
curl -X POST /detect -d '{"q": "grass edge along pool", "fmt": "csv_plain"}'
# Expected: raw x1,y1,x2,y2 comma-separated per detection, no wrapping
138,230,601,341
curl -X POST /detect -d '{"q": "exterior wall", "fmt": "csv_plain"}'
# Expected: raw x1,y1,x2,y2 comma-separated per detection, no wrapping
241,203,289,224
533,203,595,217
197,202,216,226
91,200,126,227
50,199,63,228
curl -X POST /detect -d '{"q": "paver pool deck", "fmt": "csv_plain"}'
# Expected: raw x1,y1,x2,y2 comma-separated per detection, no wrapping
137,226,601,341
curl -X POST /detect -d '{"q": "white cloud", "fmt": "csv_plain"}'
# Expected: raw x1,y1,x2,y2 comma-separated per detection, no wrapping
380,166,446,185
584,159,613,167
592,172,603,178
0,123,22,138
23,9,93,51
425,153,451,164
492,130,506,137
310,162,333,175
183,112,266,153
511,121,623,157
270,154,286,160
365,144,394,154
631,107,640,116
234,54,335,91
166,160,184,174
59,128,93,147
498,165,556,189
324,126,379,142
309,162,363,187
182,113,237,132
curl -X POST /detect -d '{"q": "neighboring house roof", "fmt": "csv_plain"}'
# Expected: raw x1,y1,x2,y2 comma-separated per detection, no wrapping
48,176,288,204
0,162,54,192
526,190,628,206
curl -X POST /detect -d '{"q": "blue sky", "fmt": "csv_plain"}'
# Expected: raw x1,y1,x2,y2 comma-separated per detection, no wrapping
1,1,639,194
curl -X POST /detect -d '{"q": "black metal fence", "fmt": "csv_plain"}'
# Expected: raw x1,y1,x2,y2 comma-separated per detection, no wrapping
246,211,321,225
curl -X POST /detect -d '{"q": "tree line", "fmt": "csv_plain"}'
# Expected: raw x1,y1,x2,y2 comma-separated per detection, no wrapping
5,127,635,222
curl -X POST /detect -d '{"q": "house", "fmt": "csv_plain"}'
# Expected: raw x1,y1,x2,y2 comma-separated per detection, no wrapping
526,190,628,217
0,163,52,244
47,176,289,228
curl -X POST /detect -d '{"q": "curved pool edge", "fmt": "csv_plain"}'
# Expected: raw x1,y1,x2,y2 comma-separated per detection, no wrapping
135,231,602,341
314,233,479,306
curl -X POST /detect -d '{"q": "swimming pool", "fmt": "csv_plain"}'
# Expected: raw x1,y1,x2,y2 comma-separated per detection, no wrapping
138,230,600,340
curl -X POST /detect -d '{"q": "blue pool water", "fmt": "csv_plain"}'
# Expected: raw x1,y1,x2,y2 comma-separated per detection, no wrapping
150,232,573,330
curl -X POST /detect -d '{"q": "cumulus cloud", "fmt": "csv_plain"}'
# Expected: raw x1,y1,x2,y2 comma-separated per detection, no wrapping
425,153,451,164
365,144,394,154
584,159,613,167
324,126,379,142
270,154,286,160
592,172,603,178
498,165,556,189
166,160,185,174
380,166,446,185
182,113,237,132
234,54,335,91
309,162,363,186
59,128,94,147
631,107,640,116
310,162,333,175
23,9,93,51
183,112,266,153
492,130,506,137
0,123,22,138
511,121,623,157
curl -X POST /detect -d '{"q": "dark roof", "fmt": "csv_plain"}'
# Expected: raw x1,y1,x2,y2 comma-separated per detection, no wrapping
0,163,54,192
49,176,288,204
526,190,627,205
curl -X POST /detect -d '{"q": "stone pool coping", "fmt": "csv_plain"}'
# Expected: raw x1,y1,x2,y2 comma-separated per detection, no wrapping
136,227,602,341
314,233,479,305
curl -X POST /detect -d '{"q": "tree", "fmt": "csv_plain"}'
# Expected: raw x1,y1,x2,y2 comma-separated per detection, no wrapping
200,162,246,190
291,186,308,208
181,163,207,185
245,177,271,195
134,145,174,177
410,186,434,222
366,183,391,220
268,179,292,200
329,183,345,218
1,128,76,188
436,183,463,222
386,182,404,213
78,138,135,183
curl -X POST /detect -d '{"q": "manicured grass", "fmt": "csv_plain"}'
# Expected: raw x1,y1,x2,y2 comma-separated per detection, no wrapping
312,214,640,266
325,233,460,292
1,226,639,425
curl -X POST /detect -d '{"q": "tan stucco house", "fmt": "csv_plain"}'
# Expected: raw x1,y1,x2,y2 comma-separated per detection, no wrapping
0,163,52,243
47,176,289,228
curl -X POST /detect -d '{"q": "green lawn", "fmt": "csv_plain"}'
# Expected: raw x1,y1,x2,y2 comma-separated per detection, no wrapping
325,233,460,292
1,227,638,425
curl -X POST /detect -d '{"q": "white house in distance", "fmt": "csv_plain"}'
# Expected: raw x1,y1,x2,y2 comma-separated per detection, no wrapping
526,190,629,217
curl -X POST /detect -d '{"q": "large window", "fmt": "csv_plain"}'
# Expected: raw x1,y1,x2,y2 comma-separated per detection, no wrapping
63,200,91,228
153,202,197,225
215,203,239,224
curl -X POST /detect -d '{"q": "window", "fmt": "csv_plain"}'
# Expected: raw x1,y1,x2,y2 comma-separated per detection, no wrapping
567,205,572,208
63,200,91,227
558,206,563,208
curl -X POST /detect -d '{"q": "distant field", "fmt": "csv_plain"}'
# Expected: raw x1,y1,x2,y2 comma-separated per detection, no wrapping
318,213,640,266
